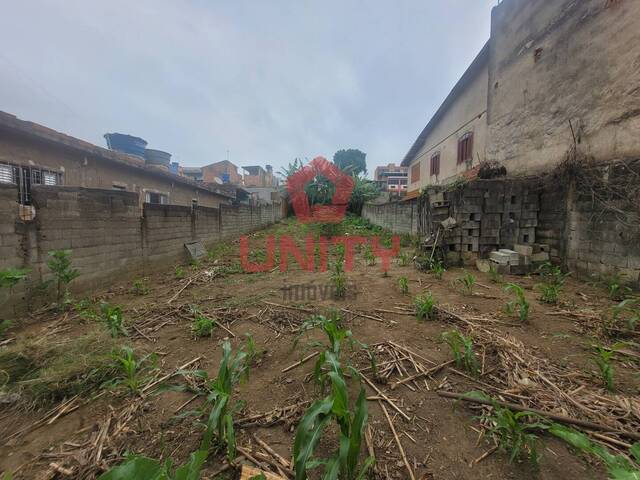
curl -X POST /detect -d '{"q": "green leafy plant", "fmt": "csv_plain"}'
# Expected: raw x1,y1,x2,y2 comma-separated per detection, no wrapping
488,264,503,284
504,283,530,323
592,343,625,391
415,292,436,321
331,257,347,299
100,302,127,338
47,250,79,304
108,346,157,395
0,267,30,292
482,404,546,464
549,424,640,479
397,251,410,267
535,282,562,304
0,319,11,338
430,261,445,280
191,310,216,338
363,245,376,266
440,330,479,376
174,265,185,279
612,297,640,331
454,271,476,295
535,262,568,304
602,272,632,301
131,278,149,296
398,276,409,295
293,345,374,480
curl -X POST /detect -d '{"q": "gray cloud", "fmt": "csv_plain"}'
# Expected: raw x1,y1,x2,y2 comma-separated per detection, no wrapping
0,0,496,175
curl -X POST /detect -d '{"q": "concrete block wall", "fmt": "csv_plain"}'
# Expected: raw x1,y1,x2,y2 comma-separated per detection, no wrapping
0,186,282,316
361,201,417,234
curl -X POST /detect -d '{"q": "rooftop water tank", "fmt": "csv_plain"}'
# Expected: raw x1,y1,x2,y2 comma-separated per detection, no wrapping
144,149,172,167
104,133,147,157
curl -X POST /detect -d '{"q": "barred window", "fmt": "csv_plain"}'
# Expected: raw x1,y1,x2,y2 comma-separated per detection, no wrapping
0,164,13,183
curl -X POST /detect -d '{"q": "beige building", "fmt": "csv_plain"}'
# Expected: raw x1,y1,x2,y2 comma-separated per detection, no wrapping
402,0,640,192
402,44,489,194
0,111,233,211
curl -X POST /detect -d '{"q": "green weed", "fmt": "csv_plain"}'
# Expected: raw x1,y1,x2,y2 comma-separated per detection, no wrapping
363,245,376,266
397,251,411,267
191,310,216,338
100,302,127,338
440,330,479,376
0,267,30,291
602,272,632,301
414,293,436,321
612,297,640,331
504,283,530,323
174,266,185,279
131,278,149,296
431,261,446,280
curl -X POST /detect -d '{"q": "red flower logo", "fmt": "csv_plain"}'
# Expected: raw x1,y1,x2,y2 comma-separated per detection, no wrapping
287,156,354,223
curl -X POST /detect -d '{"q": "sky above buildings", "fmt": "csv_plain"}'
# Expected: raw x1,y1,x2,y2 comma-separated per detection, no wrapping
0,1,495,177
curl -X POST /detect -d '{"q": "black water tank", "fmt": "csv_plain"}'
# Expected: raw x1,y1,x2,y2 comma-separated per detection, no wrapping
104,133,148,157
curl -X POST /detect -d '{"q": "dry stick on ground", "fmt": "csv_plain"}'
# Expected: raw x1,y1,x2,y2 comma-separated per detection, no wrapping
262,301,314,313
281,351,319,373
141,356,202,395
380,402,415,480
167,277,194,304
341,308,394,325
362,375,410,421
391,359,455,390
438,391,640,442
253,434,293,472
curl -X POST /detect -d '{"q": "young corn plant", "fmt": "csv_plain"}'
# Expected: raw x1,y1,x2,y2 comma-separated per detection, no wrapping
100,302,127,337
612,297,640,331
602,272,632,301
107,346,157,395
482,404,547,465
363,245,376,266
398,276,409,295
440,330,479,376
488,264,503,284
430,261,445,280
131,278,149,296
535,262,568,304
414,292,436,321
47,250,79,306
331,258,347,299
454,271,476,296
397,251,410,267
293,351,374,480
504,283,530,323
592,343,625,391
174,265,185,279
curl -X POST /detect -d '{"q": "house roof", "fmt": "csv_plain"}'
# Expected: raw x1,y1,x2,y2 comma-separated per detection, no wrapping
401,42,490,167
242,165,266,175
0,111,233,199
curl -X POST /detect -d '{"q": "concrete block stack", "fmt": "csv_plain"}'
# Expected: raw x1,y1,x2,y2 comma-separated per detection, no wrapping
486,243,550,275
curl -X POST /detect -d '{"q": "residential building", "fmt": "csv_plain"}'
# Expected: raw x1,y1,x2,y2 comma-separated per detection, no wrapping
202,160,243,185
0,111,233,213
402,0,640,195
180,166,203,182
242,165,277,188
373,163,408,195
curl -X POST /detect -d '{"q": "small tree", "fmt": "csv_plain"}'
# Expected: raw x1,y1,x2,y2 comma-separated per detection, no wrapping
333,149,367,176
47,250,79,304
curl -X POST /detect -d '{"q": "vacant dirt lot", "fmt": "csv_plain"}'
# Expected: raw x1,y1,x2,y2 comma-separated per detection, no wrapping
1,218,638,479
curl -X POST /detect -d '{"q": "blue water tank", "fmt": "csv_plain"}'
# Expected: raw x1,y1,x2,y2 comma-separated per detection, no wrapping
104,133,148,157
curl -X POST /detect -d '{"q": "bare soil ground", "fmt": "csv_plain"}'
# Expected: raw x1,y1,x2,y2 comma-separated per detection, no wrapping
1,218,638,479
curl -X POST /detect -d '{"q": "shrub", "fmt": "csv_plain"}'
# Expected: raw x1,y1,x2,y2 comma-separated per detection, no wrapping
440,330,479,376
504,283,530,323
47,250,79,305
414,293,436,321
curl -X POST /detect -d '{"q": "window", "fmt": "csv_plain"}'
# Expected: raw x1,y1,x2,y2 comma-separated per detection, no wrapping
43,171,59,185
430,153,440,176
145,192,168,204
0,164,13,184
411,162,421,184
457,132,474,165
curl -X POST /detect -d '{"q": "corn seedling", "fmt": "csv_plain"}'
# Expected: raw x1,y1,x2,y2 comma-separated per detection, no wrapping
100,302,127,337
602,272,632,301
454,271,476,295
363,244,376,266
535,262,568,304
293,351,374,480
612,297,640,331
397,251,410,266
488,264,503,284
549,424,640,479
504,283,530,323
430,261,445,280
331,258,347,299
398,276,409,295
108,346,157,395
415,292,436,321
47,250,79,305
482,403,546,465
534,282,562,304
174,265,185,279
440,330,479,376
592,343,625,391
131,278,149,296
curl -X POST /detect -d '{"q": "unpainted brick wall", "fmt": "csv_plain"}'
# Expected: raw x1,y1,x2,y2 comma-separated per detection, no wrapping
361,201,417,234
0,185,282,315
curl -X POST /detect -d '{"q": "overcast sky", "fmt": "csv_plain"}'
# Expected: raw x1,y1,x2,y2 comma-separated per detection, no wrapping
0,1,495,177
